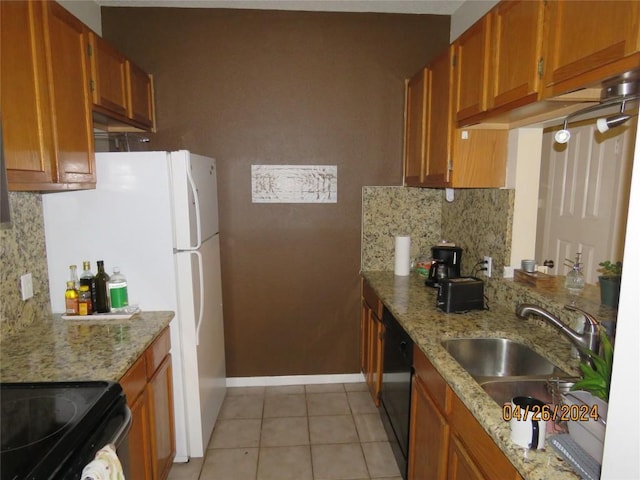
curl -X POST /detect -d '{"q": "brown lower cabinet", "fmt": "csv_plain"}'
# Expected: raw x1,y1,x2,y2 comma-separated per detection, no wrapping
409,347,522,480
120,327,176,480
360,278,385,406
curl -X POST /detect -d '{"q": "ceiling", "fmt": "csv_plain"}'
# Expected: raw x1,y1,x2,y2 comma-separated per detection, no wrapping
96,0,465,15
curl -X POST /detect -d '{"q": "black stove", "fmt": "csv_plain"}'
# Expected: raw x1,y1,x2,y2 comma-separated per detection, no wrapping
1,381,130,480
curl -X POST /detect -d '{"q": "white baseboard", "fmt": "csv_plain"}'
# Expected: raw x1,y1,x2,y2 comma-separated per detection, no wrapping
226,373,366,387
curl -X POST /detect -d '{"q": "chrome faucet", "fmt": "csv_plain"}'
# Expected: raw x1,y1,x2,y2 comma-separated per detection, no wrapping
515,303,600,355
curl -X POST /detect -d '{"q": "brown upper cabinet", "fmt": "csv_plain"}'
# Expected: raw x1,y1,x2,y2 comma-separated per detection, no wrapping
455,0,546,126
2,0,95,192
126,61,156,129
542,0,640,97
488,0,545,112
3,1,156,192
453,16,491,125
404,67,429,186
89,32,156,131
89,32,129,118
404,46,508,188
452,0,640,128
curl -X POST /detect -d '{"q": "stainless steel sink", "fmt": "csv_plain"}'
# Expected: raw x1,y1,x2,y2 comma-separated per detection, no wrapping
479,379,554,405
441,337,575,405
479,377,578,406
441,337,566,379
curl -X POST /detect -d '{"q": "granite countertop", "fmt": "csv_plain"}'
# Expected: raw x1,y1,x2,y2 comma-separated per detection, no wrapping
0,311,174,383
362,271,583,480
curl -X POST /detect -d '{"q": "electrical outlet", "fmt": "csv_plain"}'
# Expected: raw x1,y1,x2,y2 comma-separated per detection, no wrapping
20,273,33,300
483,256,493,277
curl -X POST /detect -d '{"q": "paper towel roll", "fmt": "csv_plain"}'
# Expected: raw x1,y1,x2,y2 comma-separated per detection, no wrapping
394,236,411,276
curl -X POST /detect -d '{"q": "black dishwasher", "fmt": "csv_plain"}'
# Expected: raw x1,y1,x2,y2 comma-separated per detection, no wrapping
379,307,414,480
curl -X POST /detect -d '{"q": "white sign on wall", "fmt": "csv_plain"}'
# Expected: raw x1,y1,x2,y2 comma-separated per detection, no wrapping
251,165,337,203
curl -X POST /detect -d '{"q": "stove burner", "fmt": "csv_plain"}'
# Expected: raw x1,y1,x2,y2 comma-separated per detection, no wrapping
1,395,78,452
1,381,125,480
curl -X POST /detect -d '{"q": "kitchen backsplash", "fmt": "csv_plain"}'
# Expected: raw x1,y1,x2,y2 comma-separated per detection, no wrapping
0,192,51,340
361,186,514,277
361,186,442,271
442,188,515,277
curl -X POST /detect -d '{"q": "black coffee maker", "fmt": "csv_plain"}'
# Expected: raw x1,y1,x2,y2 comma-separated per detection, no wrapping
426,245,463,286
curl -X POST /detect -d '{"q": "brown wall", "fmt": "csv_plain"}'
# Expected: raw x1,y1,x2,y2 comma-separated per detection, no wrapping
102,7,449,377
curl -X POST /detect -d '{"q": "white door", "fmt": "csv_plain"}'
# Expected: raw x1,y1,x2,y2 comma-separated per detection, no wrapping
536,117,636,283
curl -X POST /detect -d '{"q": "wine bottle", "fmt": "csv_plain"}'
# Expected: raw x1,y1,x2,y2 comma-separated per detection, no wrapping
94,260,111,313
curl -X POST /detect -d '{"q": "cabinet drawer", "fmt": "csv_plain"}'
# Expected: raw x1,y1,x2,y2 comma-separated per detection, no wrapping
449,394,521,480
362,279,383,318
146,327,171,378
120,354,147,406
413,347,451,415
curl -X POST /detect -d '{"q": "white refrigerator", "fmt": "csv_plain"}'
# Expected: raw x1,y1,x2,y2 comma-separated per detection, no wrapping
42,150,226,461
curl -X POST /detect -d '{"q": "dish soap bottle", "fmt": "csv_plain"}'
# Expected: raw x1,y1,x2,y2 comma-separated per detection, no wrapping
108,267,129,312
565,252,585,298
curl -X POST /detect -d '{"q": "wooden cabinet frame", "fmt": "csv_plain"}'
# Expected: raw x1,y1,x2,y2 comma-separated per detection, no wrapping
120,327,175,480
360,278,384,406
409,348,522,480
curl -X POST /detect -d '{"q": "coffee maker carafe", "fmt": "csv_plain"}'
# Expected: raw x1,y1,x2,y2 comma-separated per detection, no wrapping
426,245,462,286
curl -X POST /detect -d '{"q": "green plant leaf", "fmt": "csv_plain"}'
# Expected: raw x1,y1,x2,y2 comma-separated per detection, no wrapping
571,330,613,403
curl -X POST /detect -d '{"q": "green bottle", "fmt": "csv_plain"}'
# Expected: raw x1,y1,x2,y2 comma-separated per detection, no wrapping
94,260,110,313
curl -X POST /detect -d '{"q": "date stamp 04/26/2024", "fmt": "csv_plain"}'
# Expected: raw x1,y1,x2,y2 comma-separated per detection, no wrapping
502,402,599,423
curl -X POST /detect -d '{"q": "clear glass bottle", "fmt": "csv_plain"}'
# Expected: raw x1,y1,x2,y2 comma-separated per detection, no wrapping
565,253,585,298
69,264,79,289
108,267,129,312
94,260,111,313
79,261,96,310
65,280,79,315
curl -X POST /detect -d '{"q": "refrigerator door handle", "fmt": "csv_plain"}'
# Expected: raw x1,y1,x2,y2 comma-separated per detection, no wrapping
186,158,203,250
191,249,205,346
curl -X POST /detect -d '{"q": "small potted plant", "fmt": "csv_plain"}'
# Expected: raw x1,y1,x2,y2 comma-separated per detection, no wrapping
566,332,613,463
597,261,622,307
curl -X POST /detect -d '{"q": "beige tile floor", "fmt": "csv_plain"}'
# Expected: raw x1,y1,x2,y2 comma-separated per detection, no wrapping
167,382,402,480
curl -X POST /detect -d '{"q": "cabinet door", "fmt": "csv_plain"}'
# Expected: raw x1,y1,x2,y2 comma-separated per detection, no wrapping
89,31,128,117
126,389,154,480
404,67,429,186
43,0,95,187
127,61,155,129
454,16,491,125
489,0,544,111
2,0,56,188
369,313,384,406
360,300,371,376
449,395,521,480
542,0,640,96
408,376,449,480
148,354,176,480
423,47,453,187
447,435,485,480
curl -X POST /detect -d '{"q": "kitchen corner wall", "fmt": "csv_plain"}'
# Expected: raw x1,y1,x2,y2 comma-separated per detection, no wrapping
0,193,51,341
361,186,442,270
361,187,514,277
441,188,515,276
